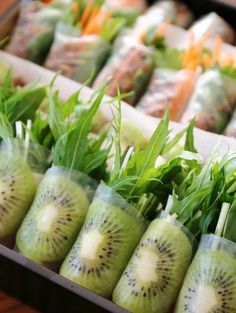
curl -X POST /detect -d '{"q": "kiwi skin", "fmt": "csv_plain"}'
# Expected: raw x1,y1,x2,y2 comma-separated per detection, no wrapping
174,237,236,313
16,167,92,271
112,216,193,313
60,195,146,298
0,153,36,248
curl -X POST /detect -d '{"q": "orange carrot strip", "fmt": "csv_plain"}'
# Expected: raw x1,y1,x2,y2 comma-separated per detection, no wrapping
80,0,94,28
71,2,79,13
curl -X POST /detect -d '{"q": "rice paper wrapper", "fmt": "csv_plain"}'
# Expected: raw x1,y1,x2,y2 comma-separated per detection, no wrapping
132,1,177,38
43,166,98,203
136,68,199,121
174,234,236,313
93,37,155,105
15,165,97,269
181,69,236,133
190,12,235,44
105,0,147,13
225,109,236,138
0,138,51,174
44,23,111,84
5,1,65,63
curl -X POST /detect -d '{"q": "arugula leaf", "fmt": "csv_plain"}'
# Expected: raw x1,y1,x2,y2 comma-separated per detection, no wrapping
52,84,110,178
184,118,197,153
2,85,46,125
0,111,13,140
30,111,53,149
48,89,79,141
170,148,218,229
109,110,170,199
223,200,236,243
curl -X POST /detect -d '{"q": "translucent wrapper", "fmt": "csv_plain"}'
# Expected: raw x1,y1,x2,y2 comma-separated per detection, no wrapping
0,138,51,174
174,234,236,313
132,1,176,38
225,109,236,138
181,69,236,133
137,68,198,121
105,0,147,13
44,23,111,84
0,144,37,248
132,0,193,38
60,183,147,297
113,211,195,313
93,37,155,105
16,166,97,271
5,1,65,63
190,12,235,44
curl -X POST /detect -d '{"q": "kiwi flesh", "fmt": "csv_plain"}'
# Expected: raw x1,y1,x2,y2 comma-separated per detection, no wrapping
60,186,146,298
112,214,193,313
0,153,36,247
16,167,92,271
174,236,236,313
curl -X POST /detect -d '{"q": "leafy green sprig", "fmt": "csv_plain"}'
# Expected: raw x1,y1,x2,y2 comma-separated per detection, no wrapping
49,83,112,180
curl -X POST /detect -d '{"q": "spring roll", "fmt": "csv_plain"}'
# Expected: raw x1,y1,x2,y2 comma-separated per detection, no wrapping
44,24,111,84
93,37,155,105
224,110,236,138
190,12,235,44
5,1,66,63
181,69,236,133
137,68,198,120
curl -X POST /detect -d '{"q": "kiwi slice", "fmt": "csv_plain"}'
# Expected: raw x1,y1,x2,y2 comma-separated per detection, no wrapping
113,213,194,313
174,235,236,313
60,183,146,298
16,166,93,269
0,153,36,246
120,119,148,150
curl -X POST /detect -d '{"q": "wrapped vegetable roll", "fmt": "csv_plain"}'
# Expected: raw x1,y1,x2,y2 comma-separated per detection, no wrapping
225,109,236,138
190,12,235,44
175,234,236,313
181,69,236,133
44,3,125,84
137,68,198,120
93,37,155,105
133,0,193,38
5,1,66,63
132,1,176,38
44,25,110,84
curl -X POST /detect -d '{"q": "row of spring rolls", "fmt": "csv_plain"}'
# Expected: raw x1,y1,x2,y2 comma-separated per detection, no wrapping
4,0,236,137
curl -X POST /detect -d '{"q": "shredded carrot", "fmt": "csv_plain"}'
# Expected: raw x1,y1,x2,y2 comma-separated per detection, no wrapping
71,2,79,13
80,0,95,28
182,32,213,70
156,20,170,38
82,8,111,35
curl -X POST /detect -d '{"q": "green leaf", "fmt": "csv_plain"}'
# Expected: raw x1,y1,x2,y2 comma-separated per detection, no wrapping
0,111,13,140
3,86,46,125
184,118,197,153
48,89,79,141
109,109,170,199
52,84,110,177
162,127,187,156
155,48,182,70
223,200,236,243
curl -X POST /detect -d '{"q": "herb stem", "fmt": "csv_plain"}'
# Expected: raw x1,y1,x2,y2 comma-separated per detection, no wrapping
215,202,231,237
165,194,173,214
